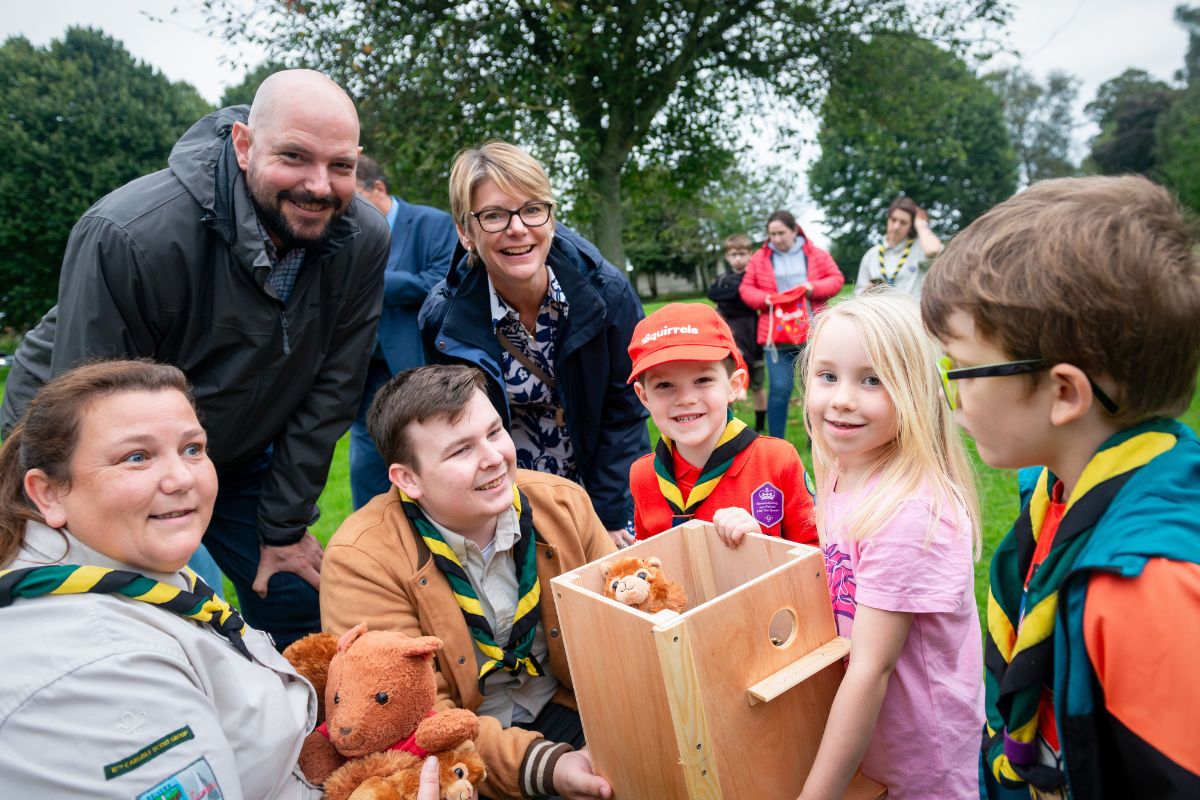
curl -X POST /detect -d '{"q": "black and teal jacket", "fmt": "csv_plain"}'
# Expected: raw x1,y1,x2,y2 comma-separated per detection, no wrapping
984,419,1200,798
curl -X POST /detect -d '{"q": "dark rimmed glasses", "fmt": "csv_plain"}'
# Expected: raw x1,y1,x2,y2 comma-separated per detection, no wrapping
937,356,1120,415
469,201,554,233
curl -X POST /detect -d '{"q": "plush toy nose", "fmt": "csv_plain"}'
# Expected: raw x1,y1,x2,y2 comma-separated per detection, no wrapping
339,726,352,736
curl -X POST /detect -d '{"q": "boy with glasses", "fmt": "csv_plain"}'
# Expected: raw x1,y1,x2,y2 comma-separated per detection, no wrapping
922,175,1200,799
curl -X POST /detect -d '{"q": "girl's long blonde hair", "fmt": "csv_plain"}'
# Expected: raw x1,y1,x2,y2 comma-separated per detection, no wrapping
801,289,980,556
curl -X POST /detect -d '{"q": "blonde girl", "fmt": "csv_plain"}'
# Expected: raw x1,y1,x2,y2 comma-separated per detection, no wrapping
798,289,982,800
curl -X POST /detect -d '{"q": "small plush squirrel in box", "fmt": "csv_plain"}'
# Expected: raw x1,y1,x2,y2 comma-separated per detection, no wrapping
601,556,687,613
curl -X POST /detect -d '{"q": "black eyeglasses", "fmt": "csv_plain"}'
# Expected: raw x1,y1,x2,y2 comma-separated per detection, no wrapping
937,356,1119,414
469,201,554,233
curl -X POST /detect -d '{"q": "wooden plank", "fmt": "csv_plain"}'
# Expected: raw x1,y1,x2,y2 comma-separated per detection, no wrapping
703,528,824,597
551,573,690,798
747,637,851,705
654,619,721,799
678,547,842,799
682,521,719,604
845,772,888,799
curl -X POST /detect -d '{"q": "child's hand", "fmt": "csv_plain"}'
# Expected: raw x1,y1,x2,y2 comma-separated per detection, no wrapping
712,507,762,548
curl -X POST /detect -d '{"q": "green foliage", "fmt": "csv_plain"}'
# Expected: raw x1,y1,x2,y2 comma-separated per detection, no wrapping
0,27,212,331
1083,68,1176,176
621,156,791,296
202,0,1008,267
219,60,293,108
984,66,1079,186
1155,87,1200,212
1156,5,1200,213
808,33,1017,280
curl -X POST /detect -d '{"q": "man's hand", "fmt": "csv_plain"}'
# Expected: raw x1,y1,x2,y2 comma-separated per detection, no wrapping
607,527,635,548
712,506,762,548
252,532,324,597
552,748,611,800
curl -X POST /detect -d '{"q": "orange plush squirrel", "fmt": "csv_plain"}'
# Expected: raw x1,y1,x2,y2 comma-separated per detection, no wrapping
601,556,687,613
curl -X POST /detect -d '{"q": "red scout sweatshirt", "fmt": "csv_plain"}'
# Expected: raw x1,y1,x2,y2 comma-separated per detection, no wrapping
631,435,817,544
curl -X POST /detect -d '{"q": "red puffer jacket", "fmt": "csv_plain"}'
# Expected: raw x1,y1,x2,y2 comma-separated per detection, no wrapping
738,232,844,346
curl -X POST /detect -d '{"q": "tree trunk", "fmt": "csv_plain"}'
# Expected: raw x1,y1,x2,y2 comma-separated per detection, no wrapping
589,156,627,273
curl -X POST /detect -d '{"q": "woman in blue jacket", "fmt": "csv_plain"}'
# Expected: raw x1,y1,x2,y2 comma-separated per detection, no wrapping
419,140,647,547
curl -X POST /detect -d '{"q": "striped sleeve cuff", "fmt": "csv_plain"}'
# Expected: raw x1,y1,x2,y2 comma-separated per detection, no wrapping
520,740,573,797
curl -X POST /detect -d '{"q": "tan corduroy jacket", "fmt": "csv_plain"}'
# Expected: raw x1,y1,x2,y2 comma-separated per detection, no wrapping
321,470,616,799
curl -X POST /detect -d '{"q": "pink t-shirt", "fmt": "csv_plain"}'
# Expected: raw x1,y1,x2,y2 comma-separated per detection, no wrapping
823,482,983,800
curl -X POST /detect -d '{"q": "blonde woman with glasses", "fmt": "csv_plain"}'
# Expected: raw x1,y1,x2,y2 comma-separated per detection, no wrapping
419,140,648,549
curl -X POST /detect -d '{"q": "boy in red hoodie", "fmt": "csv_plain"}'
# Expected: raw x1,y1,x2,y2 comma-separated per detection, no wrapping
627,303,817,546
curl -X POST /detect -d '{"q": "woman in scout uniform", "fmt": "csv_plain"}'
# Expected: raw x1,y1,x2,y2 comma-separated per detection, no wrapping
854,195,943,298
0,360,320,799
420,140,647,549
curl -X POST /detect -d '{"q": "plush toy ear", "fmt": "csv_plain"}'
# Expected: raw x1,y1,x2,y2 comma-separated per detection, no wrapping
337,622,369,653
646,556,663,569
458,740,476,755
601,561,613,580
397,635,444,659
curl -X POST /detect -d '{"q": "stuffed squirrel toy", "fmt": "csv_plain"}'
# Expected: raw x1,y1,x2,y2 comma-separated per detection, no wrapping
283,624,487,800
601,556,687,613
347,740,487,800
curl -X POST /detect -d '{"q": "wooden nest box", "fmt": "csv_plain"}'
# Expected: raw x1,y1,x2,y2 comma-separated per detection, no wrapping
551,521,885,799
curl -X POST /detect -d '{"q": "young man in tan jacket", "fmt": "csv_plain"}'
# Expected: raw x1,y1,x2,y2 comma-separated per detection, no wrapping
320,365,616,800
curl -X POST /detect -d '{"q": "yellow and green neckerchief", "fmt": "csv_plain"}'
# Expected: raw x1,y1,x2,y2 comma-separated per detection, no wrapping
0,563,251,659
400,486,543,692
877,238,914,285
654,409,758,527
984,426,1177,792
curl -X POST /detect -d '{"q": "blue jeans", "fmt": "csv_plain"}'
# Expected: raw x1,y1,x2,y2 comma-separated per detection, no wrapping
201,454,321,650
349,357,395,510
765,345,804,439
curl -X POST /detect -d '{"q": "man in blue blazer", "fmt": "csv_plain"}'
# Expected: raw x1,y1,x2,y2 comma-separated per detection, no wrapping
351,155,458,507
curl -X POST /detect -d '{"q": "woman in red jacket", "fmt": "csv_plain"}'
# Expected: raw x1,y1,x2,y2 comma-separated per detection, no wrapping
739,210,844,438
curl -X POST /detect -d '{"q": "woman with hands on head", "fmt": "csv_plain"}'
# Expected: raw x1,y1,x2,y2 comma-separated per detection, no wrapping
854,195,944,298
419,140,648,549
0,360,321,799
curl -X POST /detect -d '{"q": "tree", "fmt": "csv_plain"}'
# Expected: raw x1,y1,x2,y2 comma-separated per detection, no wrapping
0,27,211,331
1177,3,1200,86
219,60,293,108
621,156,791,296
808,33,1017,277
1155,5,1200,212
201,0,1008,268
985,66,1079,186
1084,68,1176,176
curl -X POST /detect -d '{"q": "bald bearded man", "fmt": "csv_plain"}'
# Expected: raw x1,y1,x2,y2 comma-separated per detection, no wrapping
0,70,389,649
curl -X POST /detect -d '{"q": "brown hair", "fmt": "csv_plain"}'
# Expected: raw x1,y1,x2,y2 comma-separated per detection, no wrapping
767,210,798,230
0,360,194,566
886,196,920,237
355,153,388,191
368,365,489,471
723,233,751,252
921,175,1200,425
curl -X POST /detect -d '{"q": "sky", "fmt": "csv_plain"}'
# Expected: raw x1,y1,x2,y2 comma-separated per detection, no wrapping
1,0,1191,245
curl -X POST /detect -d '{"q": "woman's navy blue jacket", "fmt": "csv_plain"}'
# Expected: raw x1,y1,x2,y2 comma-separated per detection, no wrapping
418,226,648,530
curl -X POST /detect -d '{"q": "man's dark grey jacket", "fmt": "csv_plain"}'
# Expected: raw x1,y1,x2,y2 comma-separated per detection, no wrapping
1,106,389,545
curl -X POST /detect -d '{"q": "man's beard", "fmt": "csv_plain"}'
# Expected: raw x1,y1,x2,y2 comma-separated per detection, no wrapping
248,184,345,252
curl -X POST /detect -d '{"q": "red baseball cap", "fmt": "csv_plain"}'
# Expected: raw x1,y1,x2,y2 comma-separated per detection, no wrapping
627,303,746,382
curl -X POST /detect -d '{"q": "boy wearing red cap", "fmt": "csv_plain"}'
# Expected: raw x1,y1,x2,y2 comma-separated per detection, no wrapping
627,303,817,546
